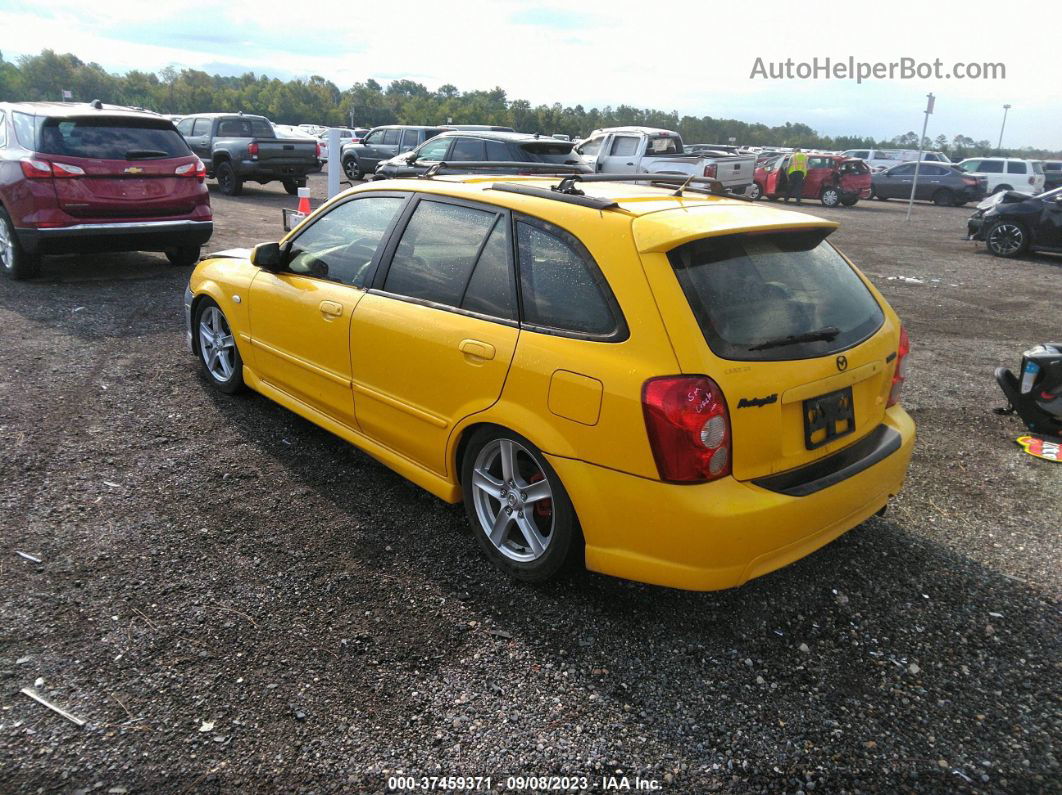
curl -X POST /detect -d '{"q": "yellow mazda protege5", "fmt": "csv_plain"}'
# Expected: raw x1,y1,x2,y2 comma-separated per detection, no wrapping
183,171,914,591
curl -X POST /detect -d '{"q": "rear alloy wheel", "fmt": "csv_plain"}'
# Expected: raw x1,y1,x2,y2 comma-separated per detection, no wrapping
343,158,363,181
985,221,1029,258
216,161,243,196
166,246,201,267
0,207,40,280
747,182,763,200
462,428,578,583
195,298,244,393
820,186,841,207
932,188,956,207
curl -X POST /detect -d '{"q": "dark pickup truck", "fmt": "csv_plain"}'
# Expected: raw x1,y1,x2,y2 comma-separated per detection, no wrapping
176,113,321,196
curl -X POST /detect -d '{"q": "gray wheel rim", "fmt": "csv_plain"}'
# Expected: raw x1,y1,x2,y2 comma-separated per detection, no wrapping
199,306,236,382
988,223,1023,255
0,217,14,271
749,184,762,199
344,160,360,180
823,188,840,206
471,439,554,563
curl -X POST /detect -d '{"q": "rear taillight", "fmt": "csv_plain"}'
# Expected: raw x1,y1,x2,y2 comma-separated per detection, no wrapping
1028,176,1035,185
20,158,84,178
887,326,910,407
248,142,259,159
176,158,207,182
315,142,322,159
51,162,85,177
962,176,977,186
703,163,717,178
642,375,731,483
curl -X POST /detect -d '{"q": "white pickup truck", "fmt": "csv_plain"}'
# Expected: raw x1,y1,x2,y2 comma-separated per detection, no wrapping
573,126,756,193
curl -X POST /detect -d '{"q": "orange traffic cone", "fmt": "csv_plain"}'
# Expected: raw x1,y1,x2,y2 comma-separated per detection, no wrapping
297,187,311,216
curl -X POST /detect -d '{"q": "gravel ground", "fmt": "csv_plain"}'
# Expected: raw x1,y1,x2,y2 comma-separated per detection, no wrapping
1,174,1059,793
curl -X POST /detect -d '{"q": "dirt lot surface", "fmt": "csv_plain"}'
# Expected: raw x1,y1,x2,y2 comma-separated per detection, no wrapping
1,174,1059,793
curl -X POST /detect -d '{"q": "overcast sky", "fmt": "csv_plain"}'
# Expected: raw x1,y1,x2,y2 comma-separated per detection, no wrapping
1,0,1057,148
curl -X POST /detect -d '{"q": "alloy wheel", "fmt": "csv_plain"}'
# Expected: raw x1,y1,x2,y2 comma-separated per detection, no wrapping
987,223,1024,256
471,438,554,563
198,306,236,382
0,217,13,271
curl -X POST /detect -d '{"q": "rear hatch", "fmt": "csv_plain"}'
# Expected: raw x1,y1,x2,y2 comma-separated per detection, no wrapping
37,115,202,219
643,224,898,481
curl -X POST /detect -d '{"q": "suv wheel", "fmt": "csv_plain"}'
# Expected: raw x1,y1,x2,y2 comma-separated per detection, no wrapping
166,246,201,268
985,220,1029,258
0,207,41,280
820,186,841,207
462,427,580,583
194,298,244,393
343,158,362,181
216,161,243,196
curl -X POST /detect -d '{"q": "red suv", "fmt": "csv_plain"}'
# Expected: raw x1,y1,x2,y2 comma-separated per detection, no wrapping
0,101,213,279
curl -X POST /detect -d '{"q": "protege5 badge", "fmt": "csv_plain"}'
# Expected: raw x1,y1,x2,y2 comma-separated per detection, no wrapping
737,393,778,409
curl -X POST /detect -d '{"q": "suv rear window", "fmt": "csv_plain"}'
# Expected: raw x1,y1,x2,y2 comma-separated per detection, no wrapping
668,230,884,361
38,117,191,160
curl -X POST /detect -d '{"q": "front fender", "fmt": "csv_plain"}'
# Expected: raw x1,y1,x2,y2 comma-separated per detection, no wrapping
188,257,259,361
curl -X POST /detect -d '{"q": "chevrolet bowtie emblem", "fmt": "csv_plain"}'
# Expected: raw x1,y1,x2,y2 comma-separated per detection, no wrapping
124,166,144,174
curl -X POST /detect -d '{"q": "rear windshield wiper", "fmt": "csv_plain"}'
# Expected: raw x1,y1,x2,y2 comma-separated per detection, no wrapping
747,326,841,351
125,149,169,160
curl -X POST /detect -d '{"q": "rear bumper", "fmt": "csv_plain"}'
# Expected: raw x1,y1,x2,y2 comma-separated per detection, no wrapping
16,220,214,256
548,405,915,591
234,160,322,180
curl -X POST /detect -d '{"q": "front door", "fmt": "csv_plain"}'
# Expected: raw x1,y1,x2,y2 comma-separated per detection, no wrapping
764,156,786,195
358,129,386,171
350,196,520,475
598,133,640,172
247,193,409,424
1037,198,1062,248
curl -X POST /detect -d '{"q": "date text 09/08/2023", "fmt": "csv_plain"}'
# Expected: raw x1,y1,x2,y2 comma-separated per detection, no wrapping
387,775,664,791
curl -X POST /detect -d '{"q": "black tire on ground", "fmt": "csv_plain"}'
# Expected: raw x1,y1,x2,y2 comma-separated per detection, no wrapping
461,426,581,583
192,297,245,394
215,161,243,196
0,206,41,280
282,180,300,195
874,192,889,201
166,246,201,267
933,189,956,207
342,158,362,181
840,196,859,206
984,220,1029,259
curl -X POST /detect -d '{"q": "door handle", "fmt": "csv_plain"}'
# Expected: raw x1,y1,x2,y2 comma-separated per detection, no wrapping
319,300,343,317
626,162,634,166
459,339,496,360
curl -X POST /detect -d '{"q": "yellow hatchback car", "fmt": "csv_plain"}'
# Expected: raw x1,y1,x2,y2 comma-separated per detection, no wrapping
184,172,914,590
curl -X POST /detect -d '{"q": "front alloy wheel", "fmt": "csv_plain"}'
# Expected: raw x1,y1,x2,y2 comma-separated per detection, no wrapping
821,187,841,207
462,429,578,582
985,221,1028,258
195,300,244,393
747,182,763,200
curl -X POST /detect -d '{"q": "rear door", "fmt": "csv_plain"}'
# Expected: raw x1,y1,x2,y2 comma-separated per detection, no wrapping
37,115,202,219
637,223,896,481
348,196,520,476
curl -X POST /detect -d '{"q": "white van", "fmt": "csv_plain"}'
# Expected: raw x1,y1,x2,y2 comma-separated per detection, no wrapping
842,149,951,172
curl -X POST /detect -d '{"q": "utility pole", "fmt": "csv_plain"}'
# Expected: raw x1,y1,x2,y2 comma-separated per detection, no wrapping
997,104,1011,153
906,92,934,222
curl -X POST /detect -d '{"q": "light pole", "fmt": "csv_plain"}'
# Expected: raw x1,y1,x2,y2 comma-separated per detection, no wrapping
906,92,935,222
997,104,1011,152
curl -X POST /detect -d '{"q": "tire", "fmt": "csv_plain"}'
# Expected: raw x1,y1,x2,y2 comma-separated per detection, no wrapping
461,427,580,583
0,206,41,280
992,184,1012,194
932,189,956,207
820,186,841,207
166,246,201,267
840,196,859,206
215,161,242,196
984,220,1029,258
342,157,362,181
874,192,889,201
193,297,244,393
282,179,302,196
747,182,763,200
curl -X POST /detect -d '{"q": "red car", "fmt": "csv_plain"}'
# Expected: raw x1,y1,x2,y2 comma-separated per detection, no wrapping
749,154,872,207
0,101,213,279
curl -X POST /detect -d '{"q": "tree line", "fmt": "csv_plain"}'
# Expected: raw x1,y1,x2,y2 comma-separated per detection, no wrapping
2,50,1058,159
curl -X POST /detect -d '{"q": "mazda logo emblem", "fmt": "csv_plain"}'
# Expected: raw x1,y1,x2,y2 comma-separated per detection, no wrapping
836,355,848,372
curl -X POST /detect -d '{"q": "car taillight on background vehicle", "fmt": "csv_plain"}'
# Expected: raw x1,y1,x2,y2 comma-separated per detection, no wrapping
248,142,259,160
315,142,322,159
1028,176,1036,185
20,158,84,179
642,375,731,483
175,159,207,182
703,163,717,178
962,176,977,186
887,326,910,407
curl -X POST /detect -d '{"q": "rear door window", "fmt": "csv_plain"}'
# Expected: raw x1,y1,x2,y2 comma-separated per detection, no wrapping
461,218,517,320
382,129,401,146
451,137,486,161
668,230,884,362
38,118,191,159
383,200,498,307
485,139,510,161
287,195,406,287
516,218,620,337
400,129,421,150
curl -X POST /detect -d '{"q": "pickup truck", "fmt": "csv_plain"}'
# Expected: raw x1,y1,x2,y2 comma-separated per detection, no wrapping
176,113,321,196
573,127,756,193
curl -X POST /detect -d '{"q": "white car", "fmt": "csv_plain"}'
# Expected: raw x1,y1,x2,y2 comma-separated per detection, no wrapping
842,148,951,172
316,128,368,162
956,157,1046,195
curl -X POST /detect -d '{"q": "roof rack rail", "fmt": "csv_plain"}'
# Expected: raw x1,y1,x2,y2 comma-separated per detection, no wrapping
551,173,753,202
490,183,619,211
394,161,587,179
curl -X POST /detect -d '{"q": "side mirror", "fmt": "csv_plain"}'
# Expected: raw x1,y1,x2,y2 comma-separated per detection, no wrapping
251,242,285,271
407,152,418,164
